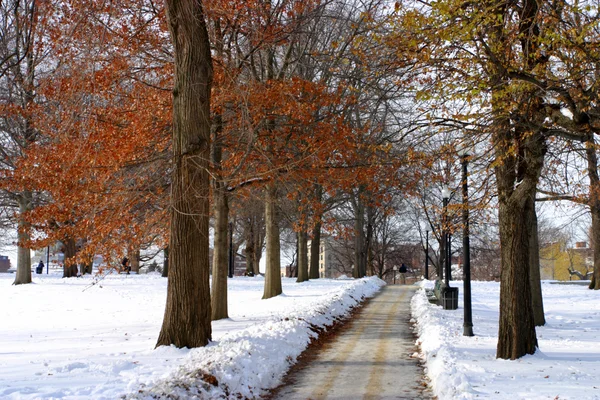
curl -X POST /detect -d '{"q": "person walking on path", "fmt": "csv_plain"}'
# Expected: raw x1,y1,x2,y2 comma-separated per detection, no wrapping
399,263,408,284
269,284,431,399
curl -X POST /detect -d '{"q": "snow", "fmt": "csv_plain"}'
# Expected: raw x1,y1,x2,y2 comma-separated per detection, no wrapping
413,279,600,400
4,271,600,399
0,272,384,399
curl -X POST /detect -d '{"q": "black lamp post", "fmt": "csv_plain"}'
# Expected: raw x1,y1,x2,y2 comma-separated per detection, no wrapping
459,147,474,336
425,230,429,280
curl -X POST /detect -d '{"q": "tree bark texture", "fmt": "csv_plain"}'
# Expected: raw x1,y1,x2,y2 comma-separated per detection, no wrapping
211,186,229,320
129,248,140,274
585,135,600,290
62,237,78,278
211,110,229,320
353,190,367,278
13,192,32,285
297,230,308,282
162,246,169,278
309,185,323,279
495,123,544,359
244,213,264,276
497,199,538,359
527,195,545,326
244,219,256,276
263,184,282,299
366,204,375,276
156,0,212,349
309,220,321,279
491,0,546,359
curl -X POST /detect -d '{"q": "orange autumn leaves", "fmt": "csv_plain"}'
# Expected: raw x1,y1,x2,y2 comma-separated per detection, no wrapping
10,0,407,267
11,0,172,266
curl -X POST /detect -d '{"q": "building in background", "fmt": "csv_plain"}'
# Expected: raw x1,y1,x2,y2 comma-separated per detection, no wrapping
308,237,352,279
540,241,593,280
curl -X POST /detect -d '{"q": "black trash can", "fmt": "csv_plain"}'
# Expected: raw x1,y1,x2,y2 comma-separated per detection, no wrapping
442,286,459,310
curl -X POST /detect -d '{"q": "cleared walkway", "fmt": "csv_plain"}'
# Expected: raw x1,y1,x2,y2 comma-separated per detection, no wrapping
270,285,431,400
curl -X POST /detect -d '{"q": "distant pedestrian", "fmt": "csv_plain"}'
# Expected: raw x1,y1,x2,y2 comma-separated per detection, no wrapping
399,263,408,284
122,257,131,274
36,260,44,274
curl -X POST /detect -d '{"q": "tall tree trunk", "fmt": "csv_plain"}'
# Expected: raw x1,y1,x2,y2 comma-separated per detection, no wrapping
309,184,323,279
162,246,169,278
297,230,308,282
129,248,140,274
497,199,538,359
211,109,229,319
254,216,265,275
585,134,600,290
13,192,32,285
366,204,375,276
156,0,212,349
495,124,544,359
211,187,229,320
309,220,321,279
352,189,366,278
263,184,282,299
62,237,78,278
12,1,37,285
244,218,256,276
528,195,545,326
590,208,600,289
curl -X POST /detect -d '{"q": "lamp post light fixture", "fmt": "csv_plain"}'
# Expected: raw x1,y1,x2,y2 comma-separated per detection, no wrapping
393,265,398,284
458,145,474,336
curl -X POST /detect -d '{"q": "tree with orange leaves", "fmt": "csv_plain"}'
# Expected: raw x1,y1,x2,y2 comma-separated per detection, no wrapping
12,0,172,277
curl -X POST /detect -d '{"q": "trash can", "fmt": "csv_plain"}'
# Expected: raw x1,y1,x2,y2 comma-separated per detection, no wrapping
442,286,459,310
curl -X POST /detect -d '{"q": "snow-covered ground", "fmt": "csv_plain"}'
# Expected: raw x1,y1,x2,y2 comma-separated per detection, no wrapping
0,272,384,399
413,279,600,400
4,272,600,400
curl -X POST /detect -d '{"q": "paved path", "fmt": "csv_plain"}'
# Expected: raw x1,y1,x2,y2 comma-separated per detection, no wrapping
270,285,430,400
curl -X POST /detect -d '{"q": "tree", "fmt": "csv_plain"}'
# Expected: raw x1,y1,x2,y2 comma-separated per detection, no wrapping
10,0,172,276
156,0,213,348
390,0,550,358
0,0,49,285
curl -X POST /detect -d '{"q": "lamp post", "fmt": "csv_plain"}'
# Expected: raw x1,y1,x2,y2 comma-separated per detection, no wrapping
458,146,474,336
425,230,429,280
393,265,398,284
